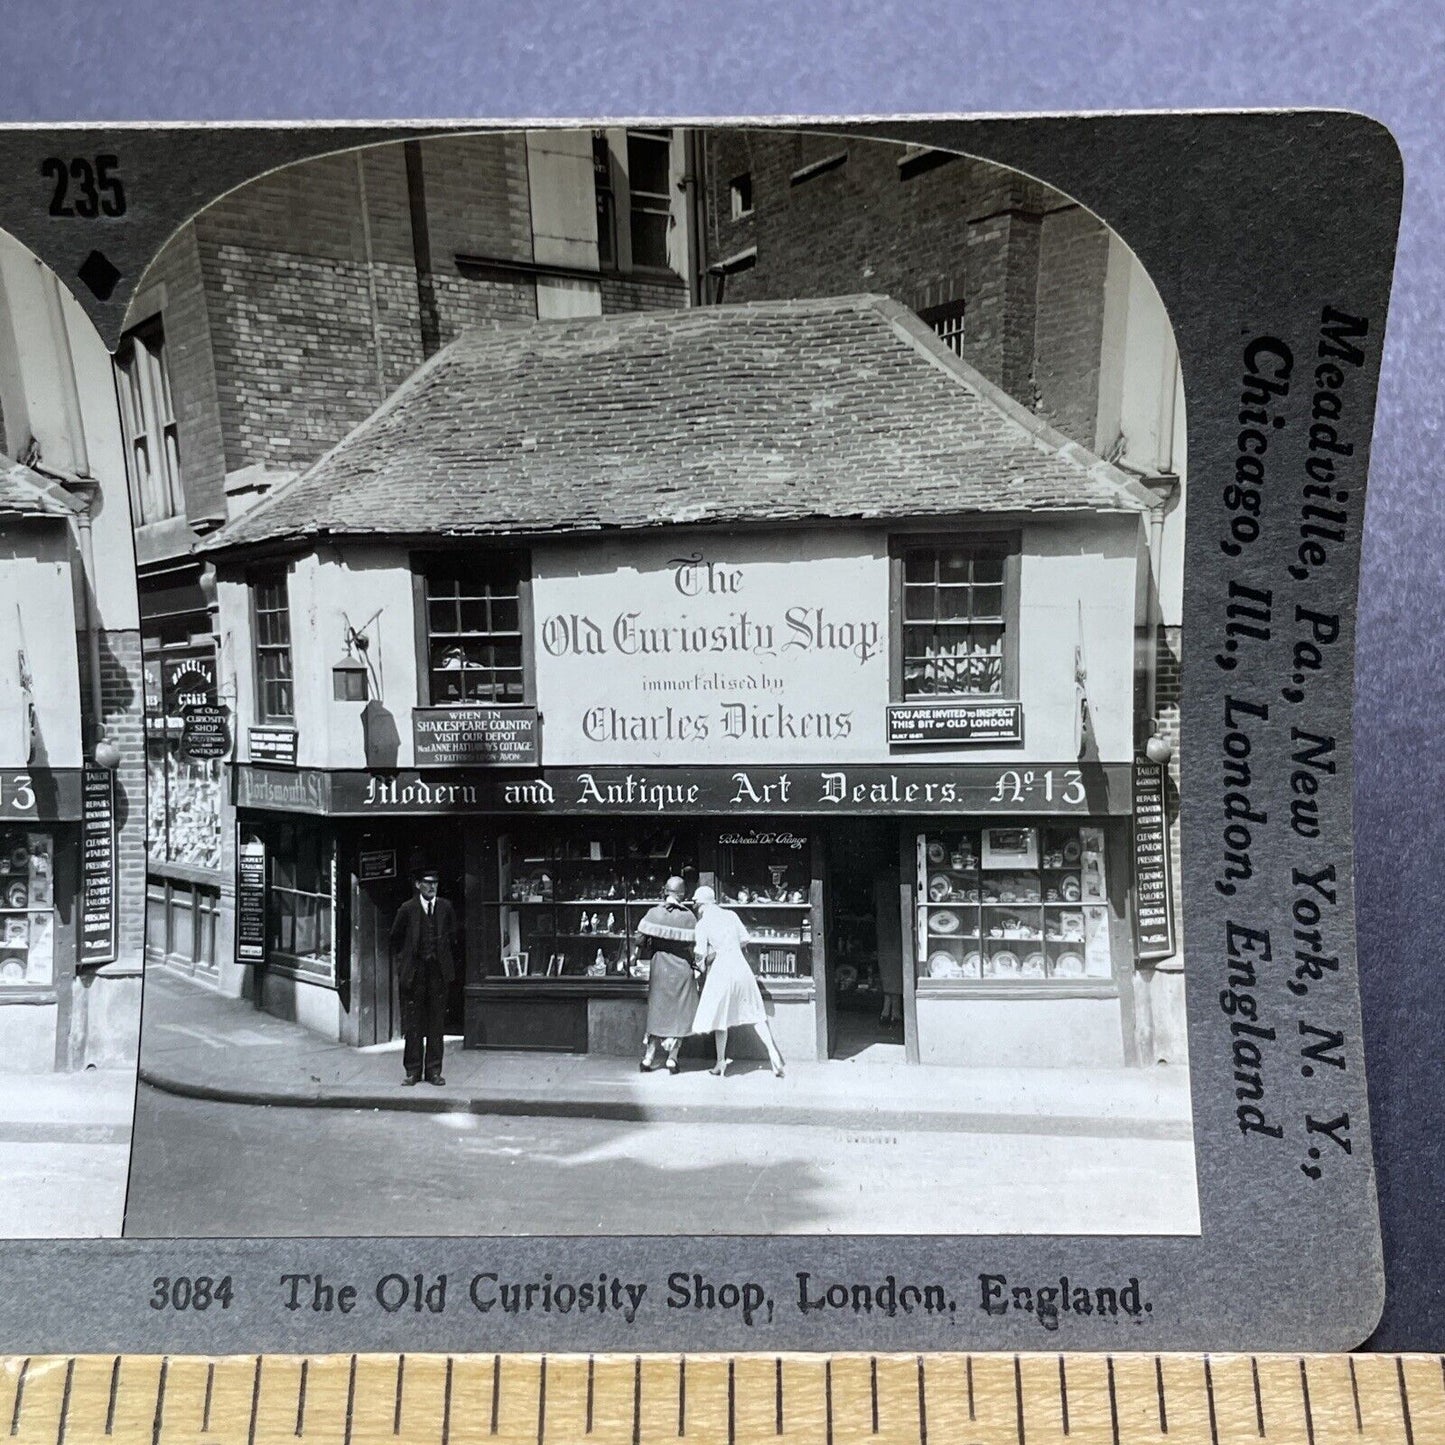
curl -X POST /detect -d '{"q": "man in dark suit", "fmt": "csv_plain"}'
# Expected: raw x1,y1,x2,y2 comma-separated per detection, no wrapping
390,867,458,1086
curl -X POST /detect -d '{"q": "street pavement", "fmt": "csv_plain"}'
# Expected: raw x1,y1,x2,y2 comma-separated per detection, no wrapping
0,1067,134,1237
125,968,1201,1237
125,1083,1200,1237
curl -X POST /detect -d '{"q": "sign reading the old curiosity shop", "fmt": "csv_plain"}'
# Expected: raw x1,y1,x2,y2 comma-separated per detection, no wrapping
181,703,231,761
413,705,539,766
532,535,892,765
887,700,1024,745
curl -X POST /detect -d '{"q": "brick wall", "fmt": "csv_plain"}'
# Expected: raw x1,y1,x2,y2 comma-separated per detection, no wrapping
701,130,1109,449
600,273,687,314
1033,206,1112,450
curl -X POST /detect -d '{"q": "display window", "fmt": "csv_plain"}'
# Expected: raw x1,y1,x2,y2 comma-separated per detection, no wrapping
267,820,337,981
714,828,813,979
496,824,700,981
0,829,56,988
146,742,223,869
915,821,1112,983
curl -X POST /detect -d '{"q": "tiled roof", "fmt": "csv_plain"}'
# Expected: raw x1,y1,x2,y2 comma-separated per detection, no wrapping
202,294,1158,554
0,456,85,518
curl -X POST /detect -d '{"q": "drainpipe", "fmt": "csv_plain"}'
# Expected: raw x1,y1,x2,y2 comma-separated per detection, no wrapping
680,129,706,309
1142,478,1178,737
39,266,108,759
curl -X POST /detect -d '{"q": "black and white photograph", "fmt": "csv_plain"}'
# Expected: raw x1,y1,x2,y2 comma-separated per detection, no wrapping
0,231,146,1236
104,125,1198,1240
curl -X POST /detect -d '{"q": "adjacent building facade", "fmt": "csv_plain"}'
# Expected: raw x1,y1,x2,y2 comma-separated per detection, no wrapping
198,296,1172,1069
0,235,144,1070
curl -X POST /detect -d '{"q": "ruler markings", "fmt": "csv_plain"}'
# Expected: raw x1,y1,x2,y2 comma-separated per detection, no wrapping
1154,1356,1167,1435
443,1356,453,1445
106,1357,121,1438
1348,1356,1362,1433
1108,1355,1121,1445
342,1356,356,1445
1058,1355,1070,1438
587,1356,595,1436
1397,1356,1415,1445
148,1359,163,1445
1204,1357,1219,1445
728,1358,736,1445
53,1357,72,1445
1013,1355,1026,1445
915,1356,926,1445
247,1356,261,1445
491,1354,501,1436
774,1358,782,1436
10,1357,28,1436
1298,1360,1314,1445
967,1355,976,1423
536,1354,545,1445
824,1358,834,1445
395,1354,406,1435
869,1357,878,1435
676,1356,685,1438
632,1356,641,1445
1252,1357,1265,1437
294,1358,306,1439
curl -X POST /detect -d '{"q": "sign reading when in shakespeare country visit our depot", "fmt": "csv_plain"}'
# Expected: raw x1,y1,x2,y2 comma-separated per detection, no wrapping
413,705,539,766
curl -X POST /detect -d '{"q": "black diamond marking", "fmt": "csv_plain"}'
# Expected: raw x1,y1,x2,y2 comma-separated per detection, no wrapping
77,251,121,302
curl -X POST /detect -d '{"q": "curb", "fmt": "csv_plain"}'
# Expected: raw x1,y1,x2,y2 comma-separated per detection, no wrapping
136,1068,1192,1140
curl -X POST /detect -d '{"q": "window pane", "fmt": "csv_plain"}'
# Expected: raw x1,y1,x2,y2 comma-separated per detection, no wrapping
972,555,1005,585
490,596,519,632
903,586,934,621
902,549,935,584
630,209,670,269
936,586,971,621
938,549,972,584
971,585,1004,620
627,132,670,196
459,599,488,633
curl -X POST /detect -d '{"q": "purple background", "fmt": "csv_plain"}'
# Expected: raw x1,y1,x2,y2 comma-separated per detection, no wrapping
5,0,1440,1348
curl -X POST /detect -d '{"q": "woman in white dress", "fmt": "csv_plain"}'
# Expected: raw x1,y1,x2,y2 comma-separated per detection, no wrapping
690,886,786,1078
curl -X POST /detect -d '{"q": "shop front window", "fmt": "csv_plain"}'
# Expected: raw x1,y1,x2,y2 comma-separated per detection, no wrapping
268,821,336,982
496,824,698,981
420,553,527,705
143,642,223,871
915,822,1111,984
896,537,1018,698
0,829,56,988
715,828,813,980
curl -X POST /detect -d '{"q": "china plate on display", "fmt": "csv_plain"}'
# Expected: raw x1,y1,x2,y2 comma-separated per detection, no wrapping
990,950,1021,977
9,846,28,870
961,950,983,978
927,950,963,979
1062,840,1082,863
928,874,953,901
0,958,23,981
1054,951,1085,978
926,841,947,865
1021,951,1047,977
1061,875,1082,901
929,909,961,934
4,882,26,909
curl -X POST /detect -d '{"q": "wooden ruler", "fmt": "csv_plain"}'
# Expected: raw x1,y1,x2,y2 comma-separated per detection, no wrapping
1,1353,1441,1444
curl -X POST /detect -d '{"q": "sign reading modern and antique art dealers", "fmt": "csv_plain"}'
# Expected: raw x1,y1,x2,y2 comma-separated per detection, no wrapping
532,535,890,765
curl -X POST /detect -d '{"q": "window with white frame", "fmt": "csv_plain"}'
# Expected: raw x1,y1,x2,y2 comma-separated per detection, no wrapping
114,317,183,525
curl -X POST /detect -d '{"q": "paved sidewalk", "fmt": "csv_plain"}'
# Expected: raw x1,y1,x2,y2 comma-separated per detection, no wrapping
140,968,1192,1140
0,1067,134,1237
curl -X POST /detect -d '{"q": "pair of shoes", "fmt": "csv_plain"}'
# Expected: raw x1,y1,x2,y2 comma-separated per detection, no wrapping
425,1073,446,1087
640,1055,658,1073
403,1074,421,1087
709,1059,730,1077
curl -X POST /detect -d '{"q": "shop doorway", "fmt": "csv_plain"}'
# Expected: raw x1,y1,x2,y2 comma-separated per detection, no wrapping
354,825,466,1046
825,820,907,1062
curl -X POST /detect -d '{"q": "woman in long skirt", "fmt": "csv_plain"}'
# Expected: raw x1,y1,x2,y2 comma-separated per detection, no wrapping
690,886,785,1078
636,878,699,1073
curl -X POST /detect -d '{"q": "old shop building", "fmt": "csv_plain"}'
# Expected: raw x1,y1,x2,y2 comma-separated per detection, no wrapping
125,127,699,994
197,295,1179,1069
0,235,146,1069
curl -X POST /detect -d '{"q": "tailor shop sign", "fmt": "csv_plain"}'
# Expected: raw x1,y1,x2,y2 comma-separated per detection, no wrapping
531,535,889,765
